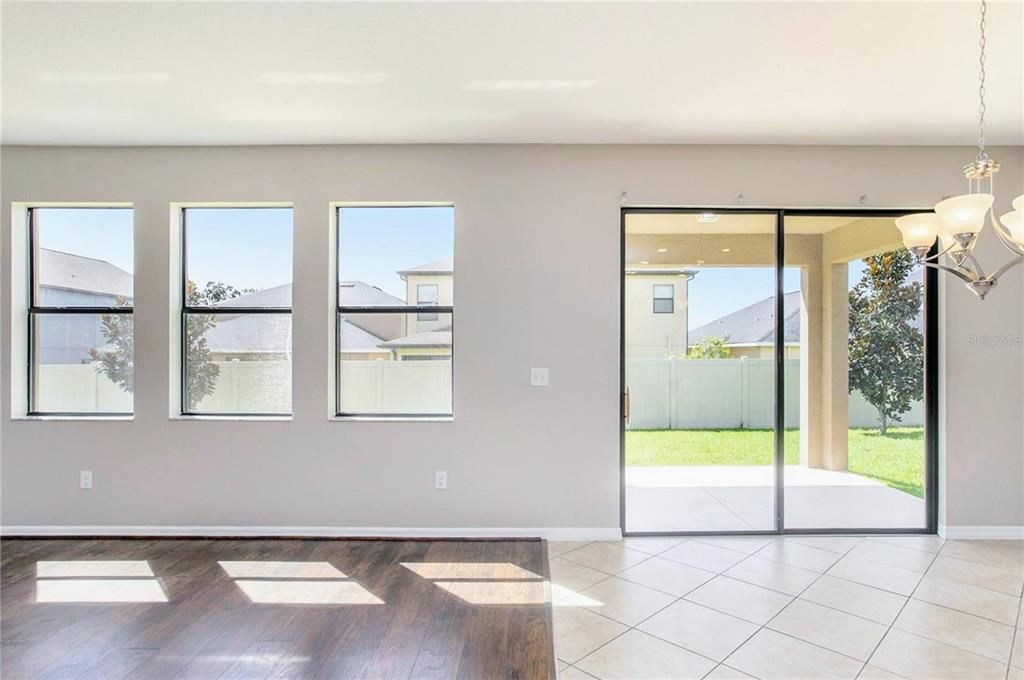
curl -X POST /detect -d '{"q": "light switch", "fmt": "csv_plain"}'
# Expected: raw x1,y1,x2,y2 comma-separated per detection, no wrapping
530,368,549,387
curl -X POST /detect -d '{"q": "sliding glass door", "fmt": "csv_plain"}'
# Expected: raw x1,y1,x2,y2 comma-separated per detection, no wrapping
621,208,936,535
623,210,780,533
782,214,932,531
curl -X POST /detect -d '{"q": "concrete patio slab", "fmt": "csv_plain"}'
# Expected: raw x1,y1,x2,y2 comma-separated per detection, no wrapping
625,465,925,532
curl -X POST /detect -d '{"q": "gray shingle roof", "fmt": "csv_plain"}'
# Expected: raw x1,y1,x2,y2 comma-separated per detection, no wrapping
691,291,923,346
690,292,802,345
215,281,406,308
378,327,453,349
215,283,291,308
338,319,389,353
202,313,293,354
397,257,453,276
38,248,132,298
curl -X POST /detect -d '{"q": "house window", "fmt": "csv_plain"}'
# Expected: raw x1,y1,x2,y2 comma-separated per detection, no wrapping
181,207,293,415
417,284,439,321
28,207,134,415
653,284,674,314
336,205,454,417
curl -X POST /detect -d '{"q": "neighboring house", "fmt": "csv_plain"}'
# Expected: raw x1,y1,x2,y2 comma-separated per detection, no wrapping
36,248,133,364
689,291,802,359
211,281,404,361
212,260,454,361
393,257,453,360
623,269,695,359
39,251,453,364
689,291,923,359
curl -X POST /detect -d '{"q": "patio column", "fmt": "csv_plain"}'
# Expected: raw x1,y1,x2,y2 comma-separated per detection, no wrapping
799,266,823,468
820,262,850,471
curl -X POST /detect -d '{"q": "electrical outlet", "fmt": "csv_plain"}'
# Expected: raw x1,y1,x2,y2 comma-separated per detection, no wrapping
80,470,93,490
434,470,448,490
530,367,549,387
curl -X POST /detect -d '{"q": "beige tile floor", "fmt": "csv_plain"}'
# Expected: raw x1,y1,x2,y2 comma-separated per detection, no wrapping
549,535,1024,680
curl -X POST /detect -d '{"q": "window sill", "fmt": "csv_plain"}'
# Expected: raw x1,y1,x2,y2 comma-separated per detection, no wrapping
171,414,292,422
330,415,454,423
13,415,134,422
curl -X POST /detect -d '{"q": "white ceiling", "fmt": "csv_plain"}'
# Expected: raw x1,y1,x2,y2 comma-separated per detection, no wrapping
2,1,1022,146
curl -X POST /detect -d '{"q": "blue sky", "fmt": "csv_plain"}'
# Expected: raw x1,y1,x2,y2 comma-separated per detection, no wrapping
338,206,454,299
38,206,901,321
685,259,918,329
687,267,799,329
185,208,293,290
36,208,134,273
37,206,454,301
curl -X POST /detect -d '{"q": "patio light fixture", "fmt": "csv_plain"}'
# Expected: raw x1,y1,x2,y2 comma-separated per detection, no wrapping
894,0,1023,300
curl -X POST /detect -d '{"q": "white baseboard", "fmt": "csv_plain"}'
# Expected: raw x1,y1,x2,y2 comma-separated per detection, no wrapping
0,525,623,541
938,524,1024,539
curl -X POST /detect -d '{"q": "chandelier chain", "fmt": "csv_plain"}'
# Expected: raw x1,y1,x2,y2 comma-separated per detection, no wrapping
977,0,988,160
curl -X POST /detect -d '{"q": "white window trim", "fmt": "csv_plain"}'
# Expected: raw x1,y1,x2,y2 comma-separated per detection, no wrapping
329,201,455,421
168,202,293,420
11,202,135,420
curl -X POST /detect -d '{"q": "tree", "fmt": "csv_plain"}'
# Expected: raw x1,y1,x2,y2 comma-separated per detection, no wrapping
688,335,732,359
88,297,133,393
848,250,924,434
91,281,254,411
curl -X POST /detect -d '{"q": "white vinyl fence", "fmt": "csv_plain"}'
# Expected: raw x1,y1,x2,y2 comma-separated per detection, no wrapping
40,358,917,427
36,364,134,413
626,358,923,430
338,360,452,414
38,359,453,415
192,361,292,413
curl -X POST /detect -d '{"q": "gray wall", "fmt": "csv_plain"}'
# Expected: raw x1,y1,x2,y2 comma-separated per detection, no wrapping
2,144,1022,534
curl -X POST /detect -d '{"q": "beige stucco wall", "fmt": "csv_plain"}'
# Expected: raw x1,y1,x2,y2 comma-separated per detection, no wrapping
1,144,1021,534
404,272,453,337
624,274,689,359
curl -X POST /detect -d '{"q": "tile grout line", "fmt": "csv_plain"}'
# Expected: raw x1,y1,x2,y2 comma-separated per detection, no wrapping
699,487,761,532
725,537,872,677
554,537,1021,679
561,536,847,679
856,540,944,679
1005,590,1022,680
681,538,862,678
567,543,767,676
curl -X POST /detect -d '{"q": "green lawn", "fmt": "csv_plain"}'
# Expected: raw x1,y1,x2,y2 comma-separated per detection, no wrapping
625,427,924,498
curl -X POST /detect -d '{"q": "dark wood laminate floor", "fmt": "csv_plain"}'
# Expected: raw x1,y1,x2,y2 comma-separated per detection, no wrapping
0,538,555,680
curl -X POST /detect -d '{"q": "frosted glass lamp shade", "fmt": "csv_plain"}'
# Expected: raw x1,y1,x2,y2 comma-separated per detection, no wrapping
935,193,994,235
895,213,940,249
937,229,958,250
999,210,1024,245
1012,194,1023,212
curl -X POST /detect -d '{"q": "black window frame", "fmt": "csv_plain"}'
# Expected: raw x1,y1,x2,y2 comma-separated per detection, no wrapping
620,206,940,537
335,205,454,418
27,206,135,417
416,283,440,321
179,206,293,417
652,283,674,314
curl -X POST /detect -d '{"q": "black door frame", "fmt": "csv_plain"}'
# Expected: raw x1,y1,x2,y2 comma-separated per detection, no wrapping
620,207,939,536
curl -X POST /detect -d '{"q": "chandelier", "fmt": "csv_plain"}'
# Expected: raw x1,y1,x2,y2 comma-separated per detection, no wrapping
895,0,1023,299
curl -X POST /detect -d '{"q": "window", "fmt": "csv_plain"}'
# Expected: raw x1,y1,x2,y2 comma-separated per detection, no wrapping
336,205,454,417
653,284,674,314
181,207,293,415
28,207,134,415
417,284,439,321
